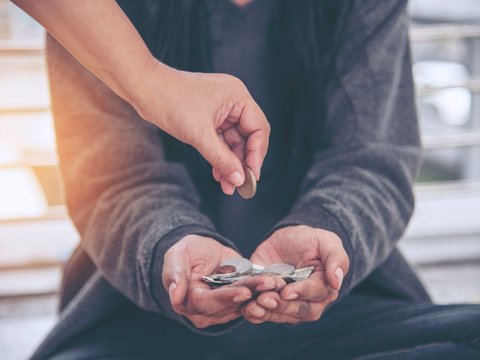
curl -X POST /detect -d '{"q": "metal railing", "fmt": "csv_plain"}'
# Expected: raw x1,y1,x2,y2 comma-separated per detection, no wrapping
0,38,43,55
411,24,480,42
0,152,57,170
423,132,480,149
417,78,480,95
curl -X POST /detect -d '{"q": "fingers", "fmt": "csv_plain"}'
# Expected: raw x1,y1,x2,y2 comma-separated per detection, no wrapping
187,309,242,329
207,99,269,192
242,292,327,324
197,129,245,190
220,177,235,195
241,272,338,325
212,168,236,195
227,274,279,293
191,285,252,315
257,291,325,319
237,101,270,180
221,125,246,161
162,247,191,306
279,273,337,302
172,284,247,318
328,264,344,291
318,239,350,291
178,275,279,315
212,167,221,182
173,276,278,329
243,306,301,325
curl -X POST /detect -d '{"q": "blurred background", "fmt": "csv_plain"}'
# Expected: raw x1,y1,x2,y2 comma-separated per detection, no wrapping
0,0,480,359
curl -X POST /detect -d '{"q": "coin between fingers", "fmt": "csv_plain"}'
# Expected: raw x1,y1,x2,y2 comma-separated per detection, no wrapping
237,166,257,199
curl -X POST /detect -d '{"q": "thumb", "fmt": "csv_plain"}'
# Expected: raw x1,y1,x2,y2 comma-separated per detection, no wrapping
322,246,349,291
162,251,190,306
196,131,245,187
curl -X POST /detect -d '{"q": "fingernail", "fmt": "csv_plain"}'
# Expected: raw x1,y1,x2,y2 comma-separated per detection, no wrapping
335,267,344,290
255,167,261,181
285,292,298,300
251,306,265,318
233,293,251,303
168,283,176,302
261,297,277,308
264,278,275,288
227,171,244,187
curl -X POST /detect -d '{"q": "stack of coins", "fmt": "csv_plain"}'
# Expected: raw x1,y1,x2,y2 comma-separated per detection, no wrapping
202,258,314,286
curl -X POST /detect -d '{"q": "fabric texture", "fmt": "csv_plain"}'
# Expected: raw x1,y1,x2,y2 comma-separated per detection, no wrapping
29,0,467,359
47,290,480,360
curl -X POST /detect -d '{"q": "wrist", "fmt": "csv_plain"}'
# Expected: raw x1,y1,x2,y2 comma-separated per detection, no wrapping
128,58,180,127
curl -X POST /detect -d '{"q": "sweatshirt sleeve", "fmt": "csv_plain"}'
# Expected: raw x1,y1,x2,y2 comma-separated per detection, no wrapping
46,34,239,334
270,0,422,298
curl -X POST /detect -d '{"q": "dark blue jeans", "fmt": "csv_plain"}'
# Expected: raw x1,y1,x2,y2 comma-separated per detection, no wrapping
49,290,480,360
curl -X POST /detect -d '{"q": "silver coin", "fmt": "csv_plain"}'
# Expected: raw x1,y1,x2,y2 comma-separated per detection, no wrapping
216,274,251,284
209,272,239,280
202,276,234,287
204,265,315,286
216,265,237,274
252,264,265,272
220,258,252,275
263,263,295,275
237,166,257,199
284,266,315,282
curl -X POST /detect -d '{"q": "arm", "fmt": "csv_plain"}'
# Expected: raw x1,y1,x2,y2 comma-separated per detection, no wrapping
244,0,421,323
12,0,270,191
12,0,159,114
46,34,272,334
276,0,421,297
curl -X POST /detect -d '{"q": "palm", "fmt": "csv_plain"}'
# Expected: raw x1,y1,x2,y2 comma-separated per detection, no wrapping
187,242,241,298
251,235,323,271
250,225,349,296
164,235,277,328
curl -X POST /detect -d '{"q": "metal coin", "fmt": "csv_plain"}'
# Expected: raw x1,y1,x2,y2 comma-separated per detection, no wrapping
264,263,295,275
215,274,251,284
202,276,230,286
237,166,257,199
220,258,252,275
284,266,315,282
216,265,236,274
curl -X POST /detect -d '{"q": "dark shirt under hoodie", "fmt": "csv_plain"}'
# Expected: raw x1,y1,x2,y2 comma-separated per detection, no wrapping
32,1,430,359
207,0,287,255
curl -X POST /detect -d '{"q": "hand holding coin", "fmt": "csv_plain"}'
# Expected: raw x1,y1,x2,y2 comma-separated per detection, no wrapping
202,258,314,286
241,225,350,325
162,235,276,329
237,166,257,199
214,165,258,199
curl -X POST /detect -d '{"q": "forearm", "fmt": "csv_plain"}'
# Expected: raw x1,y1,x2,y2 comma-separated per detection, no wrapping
271,0,420,298
46,31,242,334
272,144,421,296
82,174,233,312
12,0,174,109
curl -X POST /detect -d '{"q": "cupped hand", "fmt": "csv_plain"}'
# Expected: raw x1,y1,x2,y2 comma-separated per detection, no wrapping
242,225,350,324
137,64,270,195
162,235,276,329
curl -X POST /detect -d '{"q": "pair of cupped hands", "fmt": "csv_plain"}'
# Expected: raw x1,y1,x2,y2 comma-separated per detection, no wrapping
162,225,350,329
143,67,349,327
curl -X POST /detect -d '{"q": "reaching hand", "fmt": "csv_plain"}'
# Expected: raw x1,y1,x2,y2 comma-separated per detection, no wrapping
162,235,276,329
11,1,269,196
242,225,350,324
138,65,270,195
